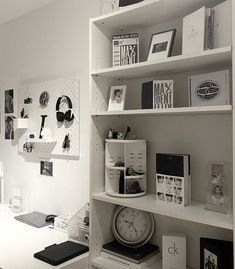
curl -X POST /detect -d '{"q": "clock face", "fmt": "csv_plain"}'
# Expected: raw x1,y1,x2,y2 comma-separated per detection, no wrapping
112,206,154,247
39,91,49,107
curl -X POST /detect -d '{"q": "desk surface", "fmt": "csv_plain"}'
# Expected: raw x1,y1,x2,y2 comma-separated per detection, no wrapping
0,205,88,269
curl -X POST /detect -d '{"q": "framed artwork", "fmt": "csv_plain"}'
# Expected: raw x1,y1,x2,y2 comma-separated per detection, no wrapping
108,85,126,111
5,116,14,140
200,238,233,269
205,162,231,213
5,89,14,114
147,29,176,61
40,160,53,177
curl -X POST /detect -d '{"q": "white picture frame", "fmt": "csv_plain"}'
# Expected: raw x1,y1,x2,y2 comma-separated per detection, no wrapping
147,29,176,62
108,85,126,111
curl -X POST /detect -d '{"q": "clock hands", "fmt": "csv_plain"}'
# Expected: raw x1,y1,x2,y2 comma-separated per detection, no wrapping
124,219,138,233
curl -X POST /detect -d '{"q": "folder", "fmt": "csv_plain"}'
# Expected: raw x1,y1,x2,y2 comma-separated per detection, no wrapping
34,241,89,266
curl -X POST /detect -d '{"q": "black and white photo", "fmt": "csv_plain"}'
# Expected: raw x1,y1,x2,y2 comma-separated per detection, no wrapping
204,249,217,269
5,89,14,114
108,85,126,111
40,160,53,177
147,29,176,61
5,116,14,140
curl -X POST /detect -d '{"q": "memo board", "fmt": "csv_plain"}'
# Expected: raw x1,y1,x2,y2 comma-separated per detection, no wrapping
18,77,80,158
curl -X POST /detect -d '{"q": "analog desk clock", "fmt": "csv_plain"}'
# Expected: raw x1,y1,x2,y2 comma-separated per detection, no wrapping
39,91,49,107
112,206,155,247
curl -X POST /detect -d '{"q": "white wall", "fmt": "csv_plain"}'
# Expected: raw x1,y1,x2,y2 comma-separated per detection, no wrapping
0,0,100,215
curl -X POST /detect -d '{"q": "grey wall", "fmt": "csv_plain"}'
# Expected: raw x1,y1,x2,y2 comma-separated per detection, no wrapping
0,0,100,214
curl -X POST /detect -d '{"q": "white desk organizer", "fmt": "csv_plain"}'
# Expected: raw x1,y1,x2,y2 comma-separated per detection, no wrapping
105,139,147,197
18,77,80,158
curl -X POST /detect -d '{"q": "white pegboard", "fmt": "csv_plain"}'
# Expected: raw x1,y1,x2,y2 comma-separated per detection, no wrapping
18,77,80,158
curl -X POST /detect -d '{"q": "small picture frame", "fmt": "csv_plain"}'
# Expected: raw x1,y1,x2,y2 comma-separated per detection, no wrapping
5,89,14,114
108,85,126,111
40,160,53,177
147,29,176,61
205,162,231,214
200,238,233,269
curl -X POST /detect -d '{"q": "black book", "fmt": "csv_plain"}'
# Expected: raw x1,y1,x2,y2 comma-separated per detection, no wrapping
141,81,154,109
34,241,89,266
156,153,190,177
102,240,159,264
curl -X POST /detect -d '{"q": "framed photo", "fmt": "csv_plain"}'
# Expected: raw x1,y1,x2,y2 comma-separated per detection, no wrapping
5,89,14,114
205,162,231,213
40,160,53,177
5,116,14,140
200,238,233,269
108,85,126,111
147,29,176,61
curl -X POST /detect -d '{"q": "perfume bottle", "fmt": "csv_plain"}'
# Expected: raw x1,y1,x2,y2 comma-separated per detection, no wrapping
11,187,23,213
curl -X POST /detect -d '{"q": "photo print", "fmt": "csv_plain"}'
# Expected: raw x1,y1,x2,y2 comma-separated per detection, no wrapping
204,249,217,269
5,89,14,114
40,160,53,177
108,85,126,111
156,174,184,206
5,116,14,140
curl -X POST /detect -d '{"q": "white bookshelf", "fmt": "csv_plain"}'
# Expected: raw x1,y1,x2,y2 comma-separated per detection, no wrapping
89,0,234,268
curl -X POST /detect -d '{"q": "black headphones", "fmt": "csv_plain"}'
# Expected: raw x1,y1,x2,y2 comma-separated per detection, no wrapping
56,95,74,122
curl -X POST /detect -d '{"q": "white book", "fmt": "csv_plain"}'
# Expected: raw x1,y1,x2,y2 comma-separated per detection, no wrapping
189,70,230,107
213,0,232,48
162,234,186,269
182,6,206,55
156,154,190,207
100,251,160,269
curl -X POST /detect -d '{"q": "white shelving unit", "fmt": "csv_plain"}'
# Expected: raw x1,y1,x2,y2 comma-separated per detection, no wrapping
89,0,234,268
105,139,146,198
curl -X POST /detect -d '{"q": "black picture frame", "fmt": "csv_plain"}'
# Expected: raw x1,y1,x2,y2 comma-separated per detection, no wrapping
200,238,233,269
147,29,176,61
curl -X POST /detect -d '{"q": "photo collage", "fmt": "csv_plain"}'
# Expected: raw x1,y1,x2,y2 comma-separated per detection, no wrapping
156,174,184,206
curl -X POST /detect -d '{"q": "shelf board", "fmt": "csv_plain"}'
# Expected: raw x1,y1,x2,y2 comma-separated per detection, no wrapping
106,192,146,198
91,0,222,32
91,105,232,117
106,165,126,170
125,175,145,179
91,47,232,79
106,139,146,143
26,138,57,143
92,257,192,269
92,192,233,230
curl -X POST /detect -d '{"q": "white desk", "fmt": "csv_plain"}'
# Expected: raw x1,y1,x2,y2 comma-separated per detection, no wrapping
0,205,88,269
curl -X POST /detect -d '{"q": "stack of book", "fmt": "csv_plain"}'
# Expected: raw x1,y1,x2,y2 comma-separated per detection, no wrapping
182,1,231,54
156,153,191,207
